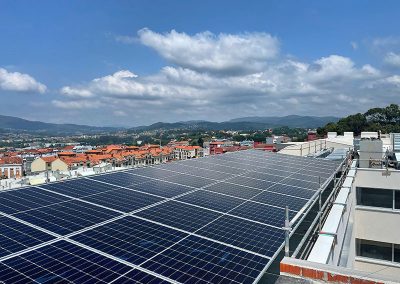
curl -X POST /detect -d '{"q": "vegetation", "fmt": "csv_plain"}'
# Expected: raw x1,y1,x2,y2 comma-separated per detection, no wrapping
317,104,400,136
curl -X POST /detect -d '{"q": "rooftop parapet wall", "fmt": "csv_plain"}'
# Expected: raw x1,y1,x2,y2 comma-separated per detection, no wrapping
280,257,398,284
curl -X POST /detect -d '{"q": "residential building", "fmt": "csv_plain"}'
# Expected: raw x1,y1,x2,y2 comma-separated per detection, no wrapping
0,157,23,179
174,146,203,160
31,157,68,172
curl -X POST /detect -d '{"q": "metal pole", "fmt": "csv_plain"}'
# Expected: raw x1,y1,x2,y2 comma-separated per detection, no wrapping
318,192,322,231
284,206,291,257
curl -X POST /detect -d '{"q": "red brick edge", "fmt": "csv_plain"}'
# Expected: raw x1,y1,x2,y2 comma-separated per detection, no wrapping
280,263,384,284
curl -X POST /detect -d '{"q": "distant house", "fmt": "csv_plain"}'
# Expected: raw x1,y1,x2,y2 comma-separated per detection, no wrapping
31,157,68,172
0,157,23,179
174,146,203,160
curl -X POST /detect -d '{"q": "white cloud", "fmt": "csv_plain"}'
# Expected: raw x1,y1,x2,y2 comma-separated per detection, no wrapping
0,68,46,93
61,86,93,98
52,100,103,109
138,28,279,74
384,52,400,67
54,29,399,122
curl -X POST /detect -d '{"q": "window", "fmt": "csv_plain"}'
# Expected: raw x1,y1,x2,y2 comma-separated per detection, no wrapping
395,244,400,263
395,191,400,210
357,187,393,209
356,239,392,262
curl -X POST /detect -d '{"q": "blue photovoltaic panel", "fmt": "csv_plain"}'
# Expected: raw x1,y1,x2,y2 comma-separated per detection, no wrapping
230,201,297,227
112,269,170,284
0,241,132,283
40,179,119,198
266,184,315,199
177,190,244,212
279,178,320,191
71,216,188,265
135,201,222,232
141,235,269,284
204,182,263,199
0,217,55,258
0,187,70,214
197,215,285,257
243,172,286,183
127,168,180,179
81,188,164,213
226,176,277,190
14,200,120,235
251,190,309,212
161,174,216,188
128,179,193,198
88,172,153,188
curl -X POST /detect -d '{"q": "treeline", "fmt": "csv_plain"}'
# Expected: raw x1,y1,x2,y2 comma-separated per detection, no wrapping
317,104,400,136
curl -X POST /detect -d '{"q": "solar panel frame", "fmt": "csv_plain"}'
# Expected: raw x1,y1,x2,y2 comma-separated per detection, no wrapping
13,200,120,235
70,216,188,265
0,241,132,283
140,235,270,284
80,188,164,213
134,201,222,233
0,187,71,215
0,217,55,258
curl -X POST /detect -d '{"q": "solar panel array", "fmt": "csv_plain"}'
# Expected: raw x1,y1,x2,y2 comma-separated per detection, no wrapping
0,150,342,283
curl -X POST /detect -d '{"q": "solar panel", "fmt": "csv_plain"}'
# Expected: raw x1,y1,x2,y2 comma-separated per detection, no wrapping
266,184,316,199
160,174,216,188
112,269,170,284
0,217,55,258
196,215,285,257
71,216,188,265
81,188,164,213
89,172,152,187
134,201,222,232
251,190,309,212
226,176,277,190
229,201,297,227
177,190,244,212
40,179,119,198
14,200,120,235
0,187,71,214
0,241,132,283
204,182,263,199
140,235,269,284
128,179,193,198
0,150,342,283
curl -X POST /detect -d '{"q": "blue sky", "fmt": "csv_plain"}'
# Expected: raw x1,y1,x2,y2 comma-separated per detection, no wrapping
1,1,400,126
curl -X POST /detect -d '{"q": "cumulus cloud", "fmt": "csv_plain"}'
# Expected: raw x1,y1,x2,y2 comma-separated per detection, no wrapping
384,52,400,67
54,29,399,122
138,28,279,75
0,68,46,93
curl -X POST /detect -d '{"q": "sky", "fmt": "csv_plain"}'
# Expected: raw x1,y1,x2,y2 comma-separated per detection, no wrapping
1,0,400,127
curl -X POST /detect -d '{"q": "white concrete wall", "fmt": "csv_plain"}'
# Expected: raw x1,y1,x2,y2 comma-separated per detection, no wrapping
355,168,400,190
354,258,400,279
355,208,400,244
352,168,400,278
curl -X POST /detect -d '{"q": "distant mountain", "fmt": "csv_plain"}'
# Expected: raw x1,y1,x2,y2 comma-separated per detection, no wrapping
0,115,120,135
130,115,340,132
229,115,340,128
